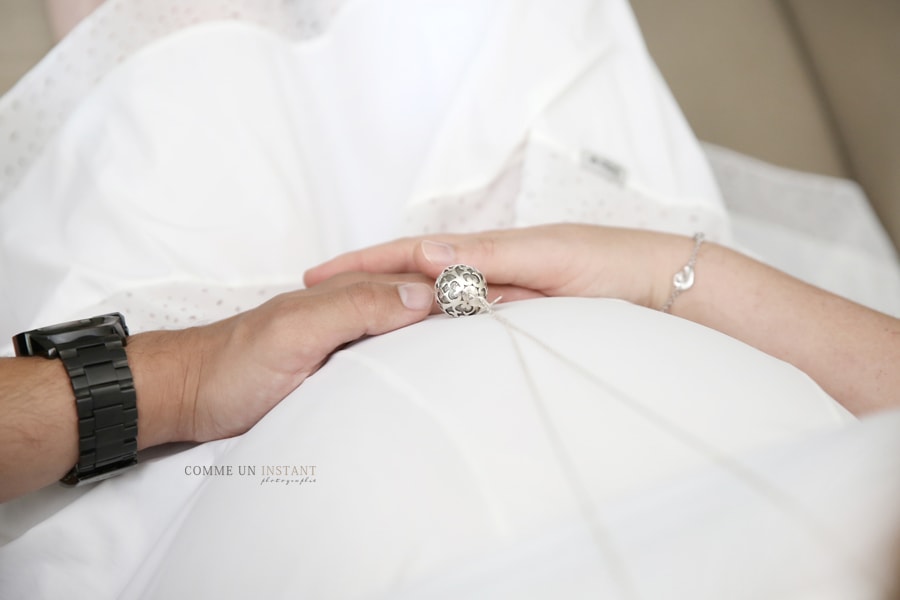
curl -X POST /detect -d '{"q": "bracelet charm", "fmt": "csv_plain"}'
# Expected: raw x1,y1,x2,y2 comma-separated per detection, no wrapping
661,233,705,313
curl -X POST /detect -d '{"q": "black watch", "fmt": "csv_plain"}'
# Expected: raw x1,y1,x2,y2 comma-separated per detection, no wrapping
13,313,139,486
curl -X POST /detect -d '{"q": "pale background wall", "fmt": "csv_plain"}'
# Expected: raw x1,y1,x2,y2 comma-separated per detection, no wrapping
630,0,900,249
0,0,53,95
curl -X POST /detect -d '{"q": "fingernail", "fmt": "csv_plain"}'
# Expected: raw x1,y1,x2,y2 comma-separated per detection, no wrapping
398,283,434,310
421,240,455,265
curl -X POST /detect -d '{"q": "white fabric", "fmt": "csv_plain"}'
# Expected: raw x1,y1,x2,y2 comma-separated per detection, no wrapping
0,297,868,599
0,0,727,343
387,405,900,600
0,0,898,598
704,143,900,316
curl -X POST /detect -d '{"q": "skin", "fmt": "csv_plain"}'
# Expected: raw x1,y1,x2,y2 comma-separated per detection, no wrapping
0,274,434,502
43,0,106,41
306,223,900,416
3,223,898,501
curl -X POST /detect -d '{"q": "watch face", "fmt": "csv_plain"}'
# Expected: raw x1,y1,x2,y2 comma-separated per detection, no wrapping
13,313,128,357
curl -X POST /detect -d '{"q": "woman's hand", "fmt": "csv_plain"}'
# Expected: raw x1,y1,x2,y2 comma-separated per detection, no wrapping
306,224,900,415
304,224,695,310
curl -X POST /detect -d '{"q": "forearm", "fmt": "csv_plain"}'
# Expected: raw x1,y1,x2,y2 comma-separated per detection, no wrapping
668,241,900,415
0,357,77,500
306,224,900,414
0,331,188,502
0,278,433,501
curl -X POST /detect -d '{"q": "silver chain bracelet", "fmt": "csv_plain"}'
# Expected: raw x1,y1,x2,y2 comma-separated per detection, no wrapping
660,233,705,313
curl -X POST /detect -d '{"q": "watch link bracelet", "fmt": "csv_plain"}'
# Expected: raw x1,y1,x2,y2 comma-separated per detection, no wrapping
13,313,139,486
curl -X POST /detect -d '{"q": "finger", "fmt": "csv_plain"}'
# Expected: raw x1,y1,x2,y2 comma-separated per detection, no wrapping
306,225,600,297
186,280,436,445
305,271,433,294
298,282,434,354
305,228,563,286
304,238,426,287
410,227,581,294
304,270,542,315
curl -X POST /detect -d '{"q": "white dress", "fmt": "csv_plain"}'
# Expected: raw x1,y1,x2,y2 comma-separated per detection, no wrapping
0,0,728,340
0,1,898,598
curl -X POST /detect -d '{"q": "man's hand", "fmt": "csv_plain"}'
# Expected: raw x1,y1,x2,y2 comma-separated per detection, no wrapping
172,274,434,444
0,274,434,501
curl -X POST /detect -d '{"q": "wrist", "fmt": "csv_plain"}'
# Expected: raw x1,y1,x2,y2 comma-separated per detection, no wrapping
635,231,698,311
656,235,718,316
127,329,201,450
